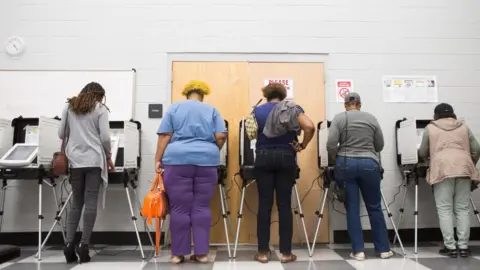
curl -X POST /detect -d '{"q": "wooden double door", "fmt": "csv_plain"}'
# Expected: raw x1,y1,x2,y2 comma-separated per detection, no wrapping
171,61,328,244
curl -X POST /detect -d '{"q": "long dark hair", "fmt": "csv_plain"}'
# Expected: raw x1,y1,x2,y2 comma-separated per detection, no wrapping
67,82,109,115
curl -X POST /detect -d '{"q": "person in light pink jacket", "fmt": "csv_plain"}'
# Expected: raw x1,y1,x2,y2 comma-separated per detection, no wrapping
419,103,480,258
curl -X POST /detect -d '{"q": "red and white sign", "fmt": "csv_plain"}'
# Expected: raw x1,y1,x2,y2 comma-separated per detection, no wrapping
264,79,294,99
336,80,354,102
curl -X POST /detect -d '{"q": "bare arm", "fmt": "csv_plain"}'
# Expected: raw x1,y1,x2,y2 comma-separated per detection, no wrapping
215,133,227,149
297,113,315,149
98,109,112,158
155,133,172,162
212,108,227,149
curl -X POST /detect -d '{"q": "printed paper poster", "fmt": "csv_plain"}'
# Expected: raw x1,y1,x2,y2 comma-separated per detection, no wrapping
383,76,438,103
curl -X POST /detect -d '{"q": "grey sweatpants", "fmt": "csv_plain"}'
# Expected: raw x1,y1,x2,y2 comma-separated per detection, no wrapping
66,167,102,245
433,177,472,249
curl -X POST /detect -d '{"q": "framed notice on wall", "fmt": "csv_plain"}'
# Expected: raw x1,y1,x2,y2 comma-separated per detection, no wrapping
382,76,438,103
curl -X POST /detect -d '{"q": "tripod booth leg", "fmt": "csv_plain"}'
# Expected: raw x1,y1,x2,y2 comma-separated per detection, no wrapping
219,184,232,258
37,178,44,261
471,196,480,226
393,170,410,246
393,182,408,246
233,181,248,259
162,215,171,248
0,179,7,232
125,185,145,259
221,183,235,240
36,191,73,258
414,179,419,254
310,187,329,257
381,191,406,256
45,178,66,241
291,189,303,245
131,182,155,247
292,184,311,255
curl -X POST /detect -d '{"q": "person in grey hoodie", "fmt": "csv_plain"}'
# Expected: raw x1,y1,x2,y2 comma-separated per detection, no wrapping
419,103,480,258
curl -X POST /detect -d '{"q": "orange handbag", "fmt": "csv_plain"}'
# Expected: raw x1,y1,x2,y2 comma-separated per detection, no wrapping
141,172,169,255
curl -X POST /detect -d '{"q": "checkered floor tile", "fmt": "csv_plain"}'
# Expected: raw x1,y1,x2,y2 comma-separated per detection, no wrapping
1,242,479,269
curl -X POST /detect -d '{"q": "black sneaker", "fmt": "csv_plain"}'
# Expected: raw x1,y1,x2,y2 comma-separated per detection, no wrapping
63,243,78,263
76,244,91,263
439,247,457,258
458,249,470,258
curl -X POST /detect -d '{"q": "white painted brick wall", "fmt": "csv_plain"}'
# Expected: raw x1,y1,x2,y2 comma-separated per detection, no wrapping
0,0,479,234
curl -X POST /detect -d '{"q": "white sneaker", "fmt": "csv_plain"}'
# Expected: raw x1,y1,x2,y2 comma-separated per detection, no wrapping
350,252,366,261
380,251,394,259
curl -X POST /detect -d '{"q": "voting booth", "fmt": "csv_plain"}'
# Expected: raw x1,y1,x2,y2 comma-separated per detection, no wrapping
394,118,480,253
0,116,66,260
0,118,13,230
393,118,431,254
0,119,21,263
217,120,234,258
311,121,332,256
233,118,311,258
108,120,154,259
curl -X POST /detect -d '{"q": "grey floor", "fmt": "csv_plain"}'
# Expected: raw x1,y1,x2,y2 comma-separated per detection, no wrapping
1,242,480,270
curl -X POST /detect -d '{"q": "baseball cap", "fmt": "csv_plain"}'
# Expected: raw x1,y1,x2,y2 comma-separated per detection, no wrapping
434,103,454,116
344,92,361,104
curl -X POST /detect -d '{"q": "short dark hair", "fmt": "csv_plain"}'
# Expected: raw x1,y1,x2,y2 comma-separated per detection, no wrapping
262,83,287,101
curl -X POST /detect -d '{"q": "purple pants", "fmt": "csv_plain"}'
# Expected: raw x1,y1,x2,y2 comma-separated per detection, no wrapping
163,165,217,256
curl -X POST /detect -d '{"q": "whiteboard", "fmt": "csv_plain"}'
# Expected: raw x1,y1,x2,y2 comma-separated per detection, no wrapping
0,70,136,120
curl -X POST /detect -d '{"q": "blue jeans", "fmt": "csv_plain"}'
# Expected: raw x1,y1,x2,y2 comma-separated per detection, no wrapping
335,157,390,253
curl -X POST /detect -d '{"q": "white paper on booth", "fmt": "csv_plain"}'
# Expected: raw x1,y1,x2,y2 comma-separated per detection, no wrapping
110,136,120,166
220,138,228,166
110,129,125,148
25,125,39,144
123,122,139,168
319,121,329,167
250,139,256,150
383,76,438,103
399,119,418,165
37,117,61,165
416,129,424,149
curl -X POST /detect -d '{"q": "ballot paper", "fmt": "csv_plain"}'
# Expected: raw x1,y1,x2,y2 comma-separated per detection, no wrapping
25,126,39,144
416,129,424,149
110,136,120,164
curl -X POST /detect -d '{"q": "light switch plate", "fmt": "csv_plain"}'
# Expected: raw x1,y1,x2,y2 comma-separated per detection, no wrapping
148,104,163,118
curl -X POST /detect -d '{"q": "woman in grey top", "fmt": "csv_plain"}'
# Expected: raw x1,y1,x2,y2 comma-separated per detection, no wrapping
58,82,114,264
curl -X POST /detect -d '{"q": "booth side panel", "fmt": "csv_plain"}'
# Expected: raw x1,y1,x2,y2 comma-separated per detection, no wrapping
0,119,14,158
38,117,61,166
124,121,139,169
